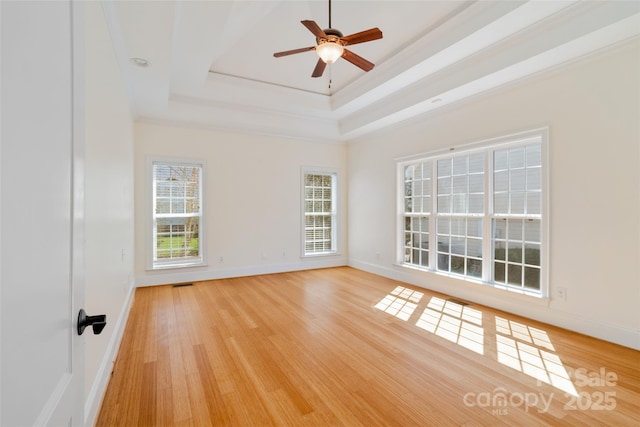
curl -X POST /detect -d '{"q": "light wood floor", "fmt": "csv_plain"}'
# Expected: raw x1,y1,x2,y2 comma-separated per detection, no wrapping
96,267,640,426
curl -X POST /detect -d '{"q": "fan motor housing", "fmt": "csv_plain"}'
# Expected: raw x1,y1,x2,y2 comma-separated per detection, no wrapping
317,28,344,44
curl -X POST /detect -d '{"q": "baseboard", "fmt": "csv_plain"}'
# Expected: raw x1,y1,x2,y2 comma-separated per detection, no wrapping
135,257,348,287
349,259,640,351
84,283,135,426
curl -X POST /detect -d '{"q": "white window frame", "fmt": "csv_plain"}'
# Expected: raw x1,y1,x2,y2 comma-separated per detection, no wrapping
301,167,339,257
397,129,549,297
147,157,205,270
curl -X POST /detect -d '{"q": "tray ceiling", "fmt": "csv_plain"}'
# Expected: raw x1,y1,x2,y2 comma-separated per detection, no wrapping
103,0,640,142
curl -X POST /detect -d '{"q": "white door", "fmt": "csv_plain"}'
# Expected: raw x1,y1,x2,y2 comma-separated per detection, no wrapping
1,1,85,425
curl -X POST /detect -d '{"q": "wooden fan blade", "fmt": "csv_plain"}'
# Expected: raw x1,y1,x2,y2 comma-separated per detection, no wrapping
274,46,316,58
342,49,375,72
311,58,327,78
341,27,383,46
301,20,328,39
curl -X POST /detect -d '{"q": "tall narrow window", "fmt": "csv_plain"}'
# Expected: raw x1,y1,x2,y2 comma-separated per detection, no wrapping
492,143,542,290
303,170,337,256
403,162,431,267
151,161,203,269
436,153,484,278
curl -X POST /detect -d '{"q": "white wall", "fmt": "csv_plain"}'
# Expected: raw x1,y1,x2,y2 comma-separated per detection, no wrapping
134,123,348,286
347,40,640,350
84,2,135,423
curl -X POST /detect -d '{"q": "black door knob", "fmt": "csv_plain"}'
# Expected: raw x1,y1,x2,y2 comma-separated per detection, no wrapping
77,309,107,335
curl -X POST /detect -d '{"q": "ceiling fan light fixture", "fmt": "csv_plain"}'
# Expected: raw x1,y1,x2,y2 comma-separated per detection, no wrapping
316,41,344,64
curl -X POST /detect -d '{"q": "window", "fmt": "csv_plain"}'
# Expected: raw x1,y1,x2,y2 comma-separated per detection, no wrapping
150,160,203,269
303,170,337,256
492,144,542,290
399,130,547,296
403,162,431,267
436,153,484,278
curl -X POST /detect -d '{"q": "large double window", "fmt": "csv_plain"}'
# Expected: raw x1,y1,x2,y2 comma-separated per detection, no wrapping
399,130,547,295
150,160,203,269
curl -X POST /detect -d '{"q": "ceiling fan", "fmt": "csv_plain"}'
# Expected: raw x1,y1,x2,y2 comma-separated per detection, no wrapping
273,0,383,78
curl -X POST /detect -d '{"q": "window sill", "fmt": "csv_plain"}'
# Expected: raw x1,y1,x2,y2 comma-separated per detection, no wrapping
302,252,340,259
147,262,207,272
394,263,548,301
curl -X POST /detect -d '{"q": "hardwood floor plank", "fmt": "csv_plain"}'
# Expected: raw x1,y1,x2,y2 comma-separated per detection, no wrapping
97,267,640,426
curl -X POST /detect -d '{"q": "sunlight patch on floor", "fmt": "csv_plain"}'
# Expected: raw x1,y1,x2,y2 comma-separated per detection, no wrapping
373,286,578,396
495,316,577,396
416,297,484,355
374,286,423,321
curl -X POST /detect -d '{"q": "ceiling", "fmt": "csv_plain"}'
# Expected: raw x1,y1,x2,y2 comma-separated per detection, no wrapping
103,0,640,143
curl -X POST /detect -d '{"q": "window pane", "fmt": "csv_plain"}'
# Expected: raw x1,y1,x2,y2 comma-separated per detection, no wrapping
451,237,465,255
452,194,467,214
419,250,429,267
404,196,412,212
526,144,542,167
509,147,525,168
468,194,483,214
494,261,505,283
527,192,541,215
494,193,508,214
422,196,431,212
157,182,170,197
420,217,429,235
467,238,482,258
412,196,421,213
469,153,484,173
451,218,465,235
438,195,451,214
438,217,450,234
156,199,170,214
467,218,482,238
510,169,525,191
453,175,467,194
453,156,467,175
451,256,465,274
508,219,523,241
524,220,541,243
438,159,452,177
423,182,431,198
507,264,522,286
494,170,508,192
527,168,541,190
438,253,449,271
413,180,423,197
467,258,482,278
469,173,484,193
494,150,508,170
525,244,540,266
507,244,522,263
510,191,525,214
171,199,185,214
524,267,540,289
494,219,507,240
494,242,506,261
438,177,452,194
